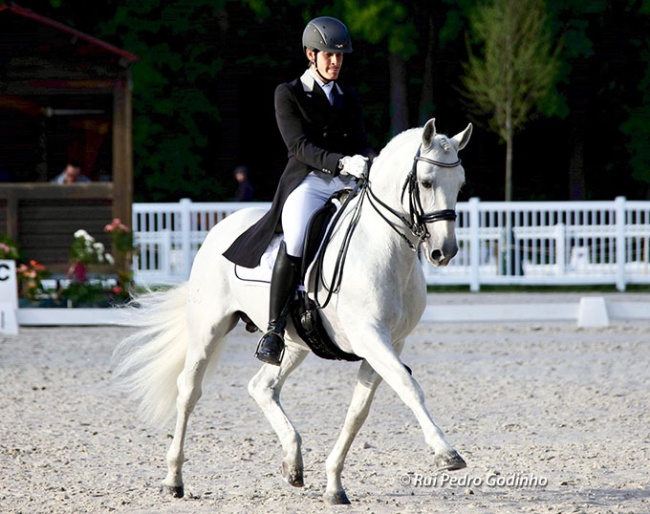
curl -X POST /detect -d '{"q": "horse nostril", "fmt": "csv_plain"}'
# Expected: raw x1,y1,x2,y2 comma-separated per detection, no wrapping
431,249,442,262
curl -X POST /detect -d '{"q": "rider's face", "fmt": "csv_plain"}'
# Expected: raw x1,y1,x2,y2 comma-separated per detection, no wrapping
307,49,343,81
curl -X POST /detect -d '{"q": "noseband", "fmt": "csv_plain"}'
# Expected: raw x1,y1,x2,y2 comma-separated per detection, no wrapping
365,144,460,250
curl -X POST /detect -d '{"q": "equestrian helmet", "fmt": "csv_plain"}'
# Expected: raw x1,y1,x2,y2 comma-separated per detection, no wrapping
302,16,353,54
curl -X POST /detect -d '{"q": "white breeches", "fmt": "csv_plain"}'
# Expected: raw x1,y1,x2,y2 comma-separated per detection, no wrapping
282,171,355,258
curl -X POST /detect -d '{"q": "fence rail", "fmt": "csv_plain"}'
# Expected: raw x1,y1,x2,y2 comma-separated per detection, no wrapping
132,197,650,291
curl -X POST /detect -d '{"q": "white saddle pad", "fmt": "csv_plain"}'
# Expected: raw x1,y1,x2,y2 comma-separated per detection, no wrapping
233,193,353,289
233,235,282,285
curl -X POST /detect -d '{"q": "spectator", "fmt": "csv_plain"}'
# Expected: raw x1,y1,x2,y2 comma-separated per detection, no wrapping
233,165,254,201
50,161,91,184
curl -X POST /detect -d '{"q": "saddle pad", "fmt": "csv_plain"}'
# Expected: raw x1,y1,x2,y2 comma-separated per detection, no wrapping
234,235,282,284
233,190,354,290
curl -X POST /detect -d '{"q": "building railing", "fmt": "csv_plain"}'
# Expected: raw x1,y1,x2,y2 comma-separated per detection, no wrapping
132,197,650,291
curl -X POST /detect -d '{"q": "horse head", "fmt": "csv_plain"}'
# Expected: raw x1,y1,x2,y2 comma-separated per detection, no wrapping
413,118,472,266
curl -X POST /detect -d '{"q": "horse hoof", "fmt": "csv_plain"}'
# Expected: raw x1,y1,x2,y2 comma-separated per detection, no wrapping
163,485,184,498
323,490,351,505
434,449,467,471
281,460,304,488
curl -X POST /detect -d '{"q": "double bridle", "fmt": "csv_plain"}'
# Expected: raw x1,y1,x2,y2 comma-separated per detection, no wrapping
316,143,461,307
365,144,460,251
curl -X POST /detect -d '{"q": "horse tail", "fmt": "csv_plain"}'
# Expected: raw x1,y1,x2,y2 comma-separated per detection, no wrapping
112,283,191,427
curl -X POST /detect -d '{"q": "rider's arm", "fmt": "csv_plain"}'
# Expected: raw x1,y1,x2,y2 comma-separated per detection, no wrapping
274,83,344,176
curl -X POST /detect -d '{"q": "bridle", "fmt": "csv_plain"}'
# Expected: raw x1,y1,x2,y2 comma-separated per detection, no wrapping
365,144,460,251
316,143,461,307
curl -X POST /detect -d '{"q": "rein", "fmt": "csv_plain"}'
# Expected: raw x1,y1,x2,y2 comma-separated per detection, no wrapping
366,144,459,250
316,143,460,308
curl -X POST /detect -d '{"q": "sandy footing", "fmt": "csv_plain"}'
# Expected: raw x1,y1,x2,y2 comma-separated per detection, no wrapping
1,297,649,513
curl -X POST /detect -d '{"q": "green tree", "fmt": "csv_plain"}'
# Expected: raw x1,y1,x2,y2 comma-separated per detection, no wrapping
619,0,650,196
341,0,417,136
98,0,227,201
242,0,419,137
461,0,561,201
621,63,650,192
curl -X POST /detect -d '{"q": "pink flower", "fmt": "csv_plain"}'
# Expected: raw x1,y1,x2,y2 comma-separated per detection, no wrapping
104,218,130,233
29,260,45,271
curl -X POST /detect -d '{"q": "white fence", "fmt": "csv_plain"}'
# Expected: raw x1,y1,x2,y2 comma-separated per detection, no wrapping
132,197,650,291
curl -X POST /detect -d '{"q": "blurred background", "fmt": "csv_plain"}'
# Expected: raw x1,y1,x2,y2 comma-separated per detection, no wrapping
1,0,649,204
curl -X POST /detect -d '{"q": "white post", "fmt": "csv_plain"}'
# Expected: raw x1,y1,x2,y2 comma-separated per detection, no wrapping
469,197,481,292
0,260,19,335
615,196,626,291
180,198,193,280
555,223,565,275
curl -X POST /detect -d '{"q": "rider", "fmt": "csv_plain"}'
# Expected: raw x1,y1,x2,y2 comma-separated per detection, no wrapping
223,16,374,365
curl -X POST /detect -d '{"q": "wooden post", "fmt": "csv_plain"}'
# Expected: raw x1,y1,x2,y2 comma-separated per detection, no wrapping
112,71,133,272
112,71,133,228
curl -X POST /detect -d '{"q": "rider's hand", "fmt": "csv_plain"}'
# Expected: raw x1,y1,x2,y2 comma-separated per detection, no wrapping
338,155,369,180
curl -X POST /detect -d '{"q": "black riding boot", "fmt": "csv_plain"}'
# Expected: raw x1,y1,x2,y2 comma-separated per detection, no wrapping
255,242,302,365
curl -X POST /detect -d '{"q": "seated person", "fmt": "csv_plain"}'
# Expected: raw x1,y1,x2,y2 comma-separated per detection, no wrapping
50,161,91,184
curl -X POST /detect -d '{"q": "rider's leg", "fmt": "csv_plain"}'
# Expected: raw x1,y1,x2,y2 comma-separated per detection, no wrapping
256,172,348,365
255,241,302,365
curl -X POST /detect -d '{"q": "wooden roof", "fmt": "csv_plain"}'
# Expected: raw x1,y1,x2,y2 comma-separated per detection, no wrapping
0,2,139,65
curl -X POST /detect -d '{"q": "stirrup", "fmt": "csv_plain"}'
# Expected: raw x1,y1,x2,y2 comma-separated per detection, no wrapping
255,330,286,366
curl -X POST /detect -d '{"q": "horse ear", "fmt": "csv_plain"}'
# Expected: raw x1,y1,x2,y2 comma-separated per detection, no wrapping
422,118,437,149
452,123,473,151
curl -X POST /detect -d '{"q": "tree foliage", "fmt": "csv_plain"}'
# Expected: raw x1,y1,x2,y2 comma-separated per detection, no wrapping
97,0,227,201
4,0,650,200
618,0,650,185
461,0,561,200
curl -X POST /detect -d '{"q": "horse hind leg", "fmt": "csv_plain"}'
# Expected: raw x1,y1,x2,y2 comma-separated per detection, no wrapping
162,310,238,498
324,359,382,505
247,342,310,488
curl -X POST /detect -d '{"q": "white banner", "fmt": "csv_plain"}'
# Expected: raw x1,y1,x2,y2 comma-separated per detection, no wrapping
0,259,19,335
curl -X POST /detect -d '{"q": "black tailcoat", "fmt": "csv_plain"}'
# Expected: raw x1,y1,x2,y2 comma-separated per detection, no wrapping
223,71,372,268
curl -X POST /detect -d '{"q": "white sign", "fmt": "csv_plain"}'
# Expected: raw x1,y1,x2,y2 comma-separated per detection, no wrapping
0,259,19,335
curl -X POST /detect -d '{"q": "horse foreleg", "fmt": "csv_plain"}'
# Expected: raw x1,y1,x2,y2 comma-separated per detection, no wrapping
248,342,310,487
324,359,382,505
355,335,466,472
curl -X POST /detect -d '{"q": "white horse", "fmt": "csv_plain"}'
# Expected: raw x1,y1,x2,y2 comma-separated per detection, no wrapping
113,118,473,505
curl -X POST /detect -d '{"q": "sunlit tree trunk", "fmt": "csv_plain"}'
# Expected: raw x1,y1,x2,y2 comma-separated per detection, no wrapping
389,52,409,136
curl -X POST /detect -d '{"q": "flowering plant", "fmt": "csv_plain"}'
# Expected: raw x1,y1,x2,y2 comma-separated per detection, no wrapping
104,218,136,255
0,236,21,260
69,229,113,266
67,229,114,284
104,218,137,296
17,260,50,302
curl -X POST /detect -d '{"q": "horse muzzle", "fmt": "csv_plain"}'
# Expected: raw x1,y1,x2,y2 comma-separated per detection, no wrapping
426,240,458,267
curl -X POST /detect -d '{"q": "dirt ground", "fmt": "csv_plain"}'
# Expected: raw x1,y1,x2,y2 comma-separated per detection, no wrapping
1,295,649,513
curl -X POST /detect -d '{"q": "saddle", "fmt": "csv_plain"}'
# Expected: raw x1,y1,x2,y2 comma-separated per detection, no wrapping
289,189,362,362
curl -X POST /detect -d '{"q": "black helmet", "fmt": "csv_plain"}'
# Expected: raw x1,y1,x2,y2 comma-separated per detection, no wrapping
302,16,353,54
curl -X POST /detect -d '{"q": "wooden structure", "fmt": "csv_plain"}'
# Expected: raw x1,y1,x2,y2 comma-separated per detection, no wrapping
0,3,138,271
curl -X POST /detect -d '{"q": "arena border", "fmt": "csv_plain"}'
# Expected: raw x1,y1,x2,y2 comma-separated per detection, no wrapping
17,308,127,326
421,297,650,327
14,297,650,328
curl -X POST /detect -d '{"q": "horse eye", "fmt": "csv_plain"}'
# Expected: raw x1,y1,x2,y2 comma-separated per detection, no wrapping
421,180,433,189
